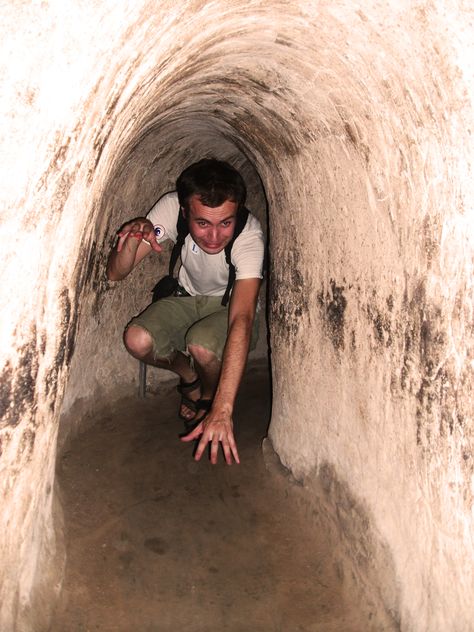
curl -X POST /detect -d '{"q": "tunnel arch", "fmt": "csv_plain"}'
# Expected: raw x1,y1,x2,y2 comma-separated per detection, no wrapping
62,4,403,416
1,2,473,631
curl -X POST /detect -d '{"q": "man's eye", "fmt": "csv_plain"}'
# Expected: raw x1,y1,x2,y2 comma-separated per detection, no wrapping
197,221,207,227
222,221,232,227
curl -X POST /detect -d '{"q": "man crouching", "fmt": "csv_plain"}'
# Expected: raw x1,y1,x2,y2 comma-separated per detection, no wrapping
106,158,264,464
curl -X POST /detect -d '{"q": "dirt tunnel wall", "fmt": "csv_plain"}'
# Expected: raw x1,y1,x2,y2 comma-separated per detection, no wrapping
1,2,473,630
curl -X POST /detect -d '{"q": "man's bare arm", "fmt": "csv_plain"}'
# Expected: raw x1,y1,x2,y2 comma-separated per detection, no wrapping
212,277,260,416
106,217,161,281
181,277,261,464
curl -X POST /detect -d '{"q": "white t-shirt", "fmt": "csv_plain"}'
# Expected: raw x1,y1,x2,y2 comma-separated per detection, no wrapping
147,192,264,297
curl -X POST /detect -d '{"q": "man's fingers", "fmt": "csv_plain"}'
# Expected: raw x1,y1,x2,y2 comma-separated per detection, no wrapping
117,223,143,250
127,223,141,235
222,432,239,465
230,438,240,464
180,422,204,443
142,225,154,240
222,440,233,465
117,220,159,250
193,432,210,461
181,420,239,465
133,224,162,253
142,235,162,253
117,232,129,252
210,436,220,464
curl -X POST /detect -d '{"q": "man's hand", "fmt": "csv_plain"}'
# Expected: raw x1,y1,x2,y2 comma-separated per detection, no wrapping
107,217,162,281
117,218,162,254
181,409,240,465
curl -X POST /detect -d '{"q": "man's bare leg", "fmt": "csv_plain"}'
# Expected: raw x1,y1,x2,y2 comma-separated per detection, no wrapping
124,325,199,419
187,344,221,421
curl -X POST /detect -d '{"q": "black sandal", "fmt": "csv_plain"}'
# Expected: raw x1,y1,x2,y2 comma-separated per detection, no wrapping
184,398,213,432
177,376,201,421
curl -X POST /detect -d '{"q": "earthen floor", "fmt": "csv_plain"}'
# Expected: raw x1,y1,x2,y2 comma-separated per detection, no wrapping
51,361,378,632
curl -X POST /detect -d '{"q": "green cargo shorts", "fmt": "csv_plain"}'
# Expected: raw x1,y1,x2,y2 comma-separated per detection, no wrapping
126,295,259,361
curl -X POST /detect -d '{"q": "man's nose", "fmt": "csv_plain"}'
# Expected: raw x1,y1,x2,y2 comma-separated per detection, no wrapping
210,227,219,241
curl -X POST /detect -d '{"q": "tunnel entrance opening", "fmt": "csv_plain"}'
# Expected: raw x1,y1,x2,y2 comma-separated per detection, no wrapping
58,107,274,447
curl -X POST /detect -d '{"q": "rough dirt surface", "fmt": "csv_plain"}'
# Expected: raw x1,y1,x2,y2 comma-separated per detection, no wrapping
51,362,391,632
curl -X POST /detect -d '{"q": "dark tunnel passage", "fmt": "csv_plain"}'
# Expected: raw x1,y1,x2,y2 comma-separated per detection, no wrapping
1,3,473,631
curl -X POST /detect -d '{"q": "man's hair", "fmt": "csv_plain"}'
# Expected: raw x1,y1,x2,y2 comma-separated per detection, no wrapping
176,158,247,212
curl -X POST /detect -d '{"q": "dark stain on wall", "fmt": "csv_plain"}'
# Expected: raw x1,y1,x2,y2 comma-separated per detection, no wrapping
317,279,347,351
19,427,36,462
208,73,302,158
0,361,14,425
422,212,441,269
351,329,356,351
415,301,454,445
269,242,308,345
36,132,77,204
395,277,473,460
90,238,113,319
92,119,115,172
365,293,393,349
0,328,39,428
343,122,370,164
37,139,71,191
45,282,81,406
400,281,426,393
230,106,300,159
16,332,39,416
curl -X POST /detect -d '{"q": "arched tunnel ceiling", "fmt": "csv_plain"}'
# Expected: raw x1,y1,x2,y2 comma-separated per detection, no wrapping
91,1,464,282
96,4,391,177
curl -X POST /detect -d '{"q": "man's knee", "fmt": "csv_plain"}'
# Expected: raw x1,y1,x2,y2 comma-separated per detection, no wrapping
124,325,176,366
187,343,219,366
186,320,225,362
124,325,154,359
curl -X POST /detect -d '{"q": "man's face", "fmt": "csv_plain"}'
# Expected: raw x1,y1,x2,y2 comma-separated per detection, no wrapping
186,194,238,255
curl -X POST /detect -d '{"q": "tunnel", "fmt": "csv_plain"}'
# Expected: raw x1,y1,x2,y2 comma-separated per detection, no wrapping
1,1,473,630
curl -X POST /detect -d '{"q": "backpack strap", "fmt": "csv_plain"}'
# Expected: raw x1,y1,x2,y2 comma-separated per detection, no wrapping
168,209,188,276
221,207,249,307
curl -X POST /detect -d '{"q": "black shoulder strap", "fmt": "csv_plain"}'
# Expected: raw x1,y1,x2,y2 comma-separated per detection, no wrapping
168,209,188,276
221,207,249,307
